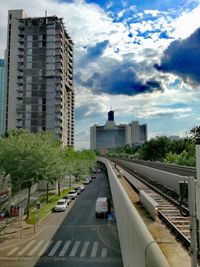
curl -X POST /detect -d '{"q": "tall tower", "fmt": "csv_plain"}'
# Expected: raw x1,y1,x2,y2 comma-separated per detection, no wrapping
108,110,114,121
5,10,74,146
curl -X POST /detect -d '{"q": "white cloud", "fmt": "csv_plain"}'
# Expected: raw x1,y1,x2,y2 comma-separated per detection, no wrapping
1,0,200,150
172,4,200,39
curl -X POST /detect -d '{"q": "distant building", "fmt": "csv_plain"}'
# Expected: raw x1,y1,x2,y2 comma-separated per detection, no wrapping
5,10,74,146
90,110,147,150
169,135,180,141
0,59,5,135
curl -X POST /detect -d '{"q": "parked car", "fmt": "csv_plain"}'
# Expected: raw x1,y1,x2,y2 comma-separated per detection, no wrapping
68,190,78,200
91,174,96,179
97,169,101,173
79,184,85,191
63,195,71,204
54,199,67,212
74,187,81,195
83,177,91,185
83,179,89,185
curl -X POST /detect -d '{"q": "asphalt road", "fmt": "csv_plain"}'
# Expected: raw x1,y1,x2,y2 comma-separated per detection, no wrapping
0,170,123,267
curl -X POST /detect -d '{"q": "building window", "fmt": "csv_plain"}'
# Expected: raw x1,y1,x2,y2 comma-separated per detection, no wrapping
27,35,32,42
9,14,12,20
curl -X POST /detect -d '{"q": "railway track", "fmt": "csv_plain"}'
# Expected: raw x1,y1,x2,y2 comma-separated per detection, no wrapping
111,159,191,250
113,157,196,177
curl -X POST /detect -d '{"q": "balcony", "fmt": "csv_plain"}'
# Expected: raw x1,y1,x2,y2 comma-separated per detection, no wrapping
16,120,23,127
17,113,23,119
68,44,73,52
18,51,24,58
17,79,24,84
68,49,73,58
68,75,73,81
68,81,73,87
17,92,23,98
18,37,24,43
17,71,23,78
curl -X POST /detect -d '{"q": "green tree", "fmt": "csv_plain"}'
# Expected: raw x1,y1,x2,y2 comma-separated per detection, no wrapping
190,126,200,144
0,130,64,219
138,136,171,161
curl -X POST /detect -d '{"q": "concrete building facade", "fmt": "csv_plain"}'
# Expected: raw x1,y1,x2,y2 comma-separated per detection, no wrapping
5,10,74,146
90,110,147,150
0,59,5,135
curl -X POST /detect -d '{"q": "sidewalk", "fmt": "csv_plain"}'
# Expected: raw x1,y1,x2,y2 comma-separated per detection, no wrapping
0,185,79,248
0,190,55,247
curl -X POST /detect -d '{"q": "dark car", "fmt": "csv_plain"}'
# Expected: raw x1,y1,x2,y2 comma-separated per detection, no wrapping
91,174,96,179
63,195,72,204
74,187,81,195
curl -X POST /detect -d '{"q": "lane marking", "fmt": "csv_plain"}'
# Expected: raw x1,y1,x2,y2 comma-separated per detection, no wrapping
17,240,36,256
48,240,62,256
38,240,53,257
90,241,98,258
69,241,81,257
27,240,44,256
101,248,107,258
6,247,19,256
58,241,71,257
80,241,90,258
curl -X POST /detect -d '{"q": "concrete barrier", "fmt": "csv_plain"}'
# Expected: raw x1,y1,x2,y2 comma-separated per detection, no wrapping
117,159,187,195
139,190,158,220
98,157,170,267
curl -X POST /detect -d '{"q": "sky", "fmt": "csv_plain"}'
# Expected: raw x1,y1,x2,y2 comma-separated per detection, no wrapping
1,0,200,150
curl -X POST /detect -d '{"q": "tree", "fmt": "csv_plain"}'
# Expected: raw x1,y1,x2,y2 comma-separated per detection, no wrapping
0,130,64,219
0,130,44,218
190,126,200,144
138,136,171,161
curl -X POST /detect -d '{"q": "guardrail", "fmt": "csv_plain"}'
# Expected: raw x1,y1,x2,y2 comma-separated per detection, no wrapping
98,157,170,267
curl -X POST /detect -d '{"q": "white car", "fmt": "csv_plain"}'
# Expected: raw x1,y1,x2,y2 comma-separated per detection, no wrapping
79,185,85,191
83,178,90,185
54,199,67,212
68,190,78,200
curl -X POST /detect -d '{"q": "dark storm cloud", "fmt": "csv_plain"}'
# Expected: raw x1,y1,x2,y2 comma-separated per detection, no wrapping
77,60,163,96
87,40,109,59
155,27,200,84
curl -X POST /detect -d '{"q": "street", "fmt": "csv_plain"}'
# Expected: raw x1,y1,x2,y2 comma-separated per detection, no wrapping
0,171,123,267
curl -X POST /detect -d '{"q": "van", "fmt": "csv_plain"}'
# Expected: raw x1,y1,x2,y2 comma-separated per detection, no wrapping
95,197,108,218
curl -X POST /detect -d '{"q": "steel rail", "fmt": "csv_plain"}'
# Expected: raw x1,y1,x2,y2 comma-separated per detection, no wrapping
111,159,191,251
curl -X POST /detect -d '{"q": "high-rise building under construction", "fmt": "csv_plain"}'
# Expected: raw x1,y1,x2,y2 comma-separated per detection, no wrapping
5,10,74,146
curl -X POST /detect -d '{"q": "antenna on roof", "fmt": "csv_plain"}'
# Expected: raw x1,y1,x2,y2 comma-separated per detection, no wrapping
45,10,47,17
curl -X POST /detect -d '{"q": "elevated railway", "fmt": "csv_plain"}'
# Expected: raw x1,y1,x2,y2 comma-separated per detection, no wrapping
110,158,192,251
115,158,196,177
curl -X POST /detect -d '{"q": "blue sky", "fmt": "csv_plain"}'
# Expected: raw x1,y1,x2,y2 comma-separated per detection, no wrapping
1,0,200,149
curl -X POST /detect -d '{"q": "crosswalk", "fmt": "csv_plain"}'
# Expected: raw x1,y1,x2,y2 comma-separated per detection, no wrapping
6,240,108,258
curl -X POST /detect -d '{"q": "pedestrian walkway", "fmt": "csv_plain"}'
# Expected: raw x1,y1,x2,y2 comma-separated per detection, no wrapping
3,239,108,259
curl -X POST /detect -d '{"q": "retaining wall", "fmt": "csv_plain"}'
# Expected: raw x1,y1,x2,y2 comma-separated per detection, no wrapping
117,159,187,195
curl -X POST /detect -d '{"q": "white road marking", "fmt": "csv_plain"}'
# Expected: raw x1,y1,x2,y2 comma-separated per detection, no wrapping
90,241,98,258
38,240,53,257
80,241,90,257
17,240,36,256
101,248,107,258
48,240,62,256
27,240,44,256
69,241,81,257
58,241,71,257
7,247,19,256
